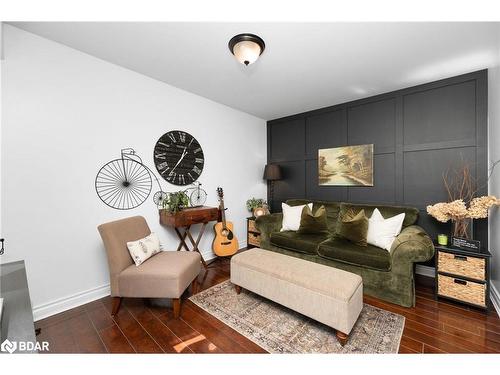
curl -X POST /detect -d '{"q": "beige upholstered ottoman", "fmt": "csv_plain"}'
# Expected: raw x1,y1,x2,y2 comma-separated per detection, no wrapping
230,248,363,345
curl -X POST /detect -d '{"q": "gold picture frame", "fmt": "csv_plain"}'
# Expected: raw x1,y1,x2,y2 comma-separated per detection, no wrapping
318,144,374,186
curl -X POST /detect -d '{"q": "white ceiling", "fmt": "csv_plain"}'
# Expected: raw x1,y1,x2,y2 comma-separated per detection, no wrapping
9,22,500,120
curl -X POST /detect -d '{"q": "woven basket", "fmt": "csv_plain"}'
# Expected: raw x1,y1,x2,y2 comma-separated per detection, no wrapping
438,251,485,281
438,274,486,307
248,232,261,247
248,219,260,233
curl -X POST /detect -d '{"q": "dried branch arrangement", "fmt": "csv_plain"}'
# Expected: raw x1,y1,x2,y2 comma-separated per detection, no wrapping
426,160,500,239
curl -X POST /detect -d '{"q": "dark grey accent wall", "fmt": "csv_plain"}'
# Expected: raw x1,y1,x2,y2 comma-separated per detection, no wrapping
267,70,488,254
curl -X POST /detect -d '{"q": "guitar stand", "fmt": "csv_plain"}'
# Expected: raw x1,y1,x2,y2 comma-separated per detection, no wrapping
174,224,209,269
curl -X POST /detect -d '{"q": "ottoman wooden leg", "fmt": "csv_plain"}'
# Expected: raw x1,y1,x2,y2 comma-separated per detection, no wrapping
234,285,242,294
336,330,349,346
172,298,181,319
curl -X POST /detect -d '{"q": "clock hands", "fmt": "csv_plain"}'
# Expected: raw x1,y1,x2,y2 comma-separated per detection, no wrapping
171,138,195,173
171,146,188,173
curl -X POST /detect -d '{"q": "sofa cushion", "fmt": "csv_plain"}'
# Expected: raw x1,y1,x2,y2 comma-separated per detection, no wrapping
317,238,391,271
270,231,330,255
286,199,341,233
298,205,328,234
335,208,368,246
338,202,418,229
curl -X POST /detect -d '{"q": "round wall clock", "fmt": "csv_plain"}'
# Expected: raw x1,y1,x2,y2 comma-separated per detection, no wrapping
153,130,204,185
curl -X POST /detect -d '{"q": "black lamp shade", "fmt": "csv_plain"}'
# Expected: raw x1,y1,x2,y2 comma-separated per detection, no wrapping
263,164,281,181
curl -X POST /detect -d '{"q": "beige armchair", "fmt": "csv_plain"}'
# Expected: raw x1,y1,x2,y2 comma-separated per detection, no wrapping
98,216,201,318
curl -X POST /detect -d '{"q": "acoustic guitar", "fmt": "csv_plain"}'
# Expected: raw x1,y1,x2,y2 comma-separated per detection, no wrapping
213,187,239,256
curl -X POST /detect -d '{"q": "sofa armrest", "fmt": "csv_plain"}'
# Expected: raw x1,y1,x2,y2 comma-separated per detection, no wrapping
390,225,435,264
255,213,283,249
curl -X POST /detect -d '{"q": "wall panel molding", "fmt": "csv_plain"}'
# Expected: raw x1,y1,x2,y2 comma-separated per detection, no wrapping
267,70,488,253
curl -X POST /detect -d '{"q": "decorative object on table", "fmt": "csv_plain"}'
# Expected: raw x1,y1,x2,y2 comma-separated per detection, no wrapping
159,206,219,269
427,160,500,240
190,280,404,353
246,197,267,212
450,237,481,252
95,148,165,210
318,144,374,186
0,238,4,255
184,181,207,207
213,187,239,257
246,197,269,217
437,234,448,246
154,130,204,186
228,33,265,66
435,244,492,309
247,217,261,249
162,191,189,214
263,164,281,208
252,206,269,218
153,191,168,207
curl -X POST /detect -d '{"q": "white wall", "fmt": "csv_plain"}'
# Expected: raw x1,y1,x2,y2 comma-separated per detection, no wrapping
488,26,500,312
1,25,267,320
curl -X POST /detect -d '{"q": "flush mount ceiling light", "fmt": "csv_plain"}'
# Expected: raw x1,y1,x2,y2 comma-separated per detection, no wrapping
228,33,265,66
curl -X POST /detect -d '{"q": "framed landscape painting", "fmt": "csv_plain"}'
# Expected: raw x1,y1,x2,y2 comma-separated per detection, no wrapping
318,144,374,186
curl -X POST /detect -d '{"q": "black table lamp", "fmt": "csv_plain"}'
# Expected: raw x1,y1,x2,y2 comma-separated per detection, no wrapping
263,164,282,211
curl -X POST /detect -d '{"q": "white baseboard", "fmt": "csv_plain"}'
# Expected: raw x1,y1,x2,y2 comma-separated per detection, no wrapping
32,283,110,322
490,283,500,316
33,243,249,321
415,265,435,278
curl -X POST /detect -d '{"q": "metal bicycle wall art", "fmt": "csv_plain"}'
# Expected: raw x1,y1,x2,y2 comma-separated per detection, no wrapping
95,148,207,210
95,148,165,210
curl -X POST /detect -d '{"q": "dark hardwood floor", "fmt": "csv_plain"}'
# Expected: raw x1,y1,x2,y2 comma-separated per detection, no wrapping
35,258,500,354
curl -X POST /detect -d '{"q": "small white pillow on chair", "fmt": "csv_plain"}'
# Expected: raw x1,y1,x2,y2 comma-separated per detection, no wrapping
367,208,405,251
127,232,161,266
280,202,313,231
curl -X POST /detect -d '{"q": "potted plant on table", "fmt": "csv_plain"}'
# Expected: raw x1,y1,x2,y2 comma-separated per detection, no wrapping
162,191,190,214
246,197,269,218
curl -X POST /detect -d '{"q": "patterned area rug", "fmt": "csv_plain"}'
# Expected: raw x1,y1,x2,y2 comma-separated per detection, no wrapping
189,280,405,353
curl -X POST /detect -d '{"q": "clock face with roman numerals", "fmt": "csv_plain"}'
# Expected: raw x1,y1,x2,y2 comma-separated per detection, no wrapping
153,131,204,186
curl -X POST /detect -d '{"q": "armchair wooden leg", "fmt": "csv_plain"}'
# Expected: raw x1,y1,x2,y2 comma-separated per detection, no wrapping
191,279,199,295
111,297,122,316
335,330,349,346
234,285,242,294
172,298,181,319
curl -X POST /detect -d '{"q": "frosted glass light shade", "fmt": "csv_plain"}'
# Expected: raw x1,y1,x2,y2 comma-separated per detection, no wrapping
233,40,262,66
228,33,265,66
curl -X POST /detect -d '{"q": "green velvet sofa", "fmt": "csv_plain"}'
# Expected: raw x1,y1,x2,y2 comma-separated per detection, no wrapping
255,199,435,307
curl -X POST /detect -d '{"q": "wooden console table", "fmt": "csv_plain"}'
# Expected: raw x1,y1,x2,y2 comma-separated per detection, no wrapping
159,206,219,268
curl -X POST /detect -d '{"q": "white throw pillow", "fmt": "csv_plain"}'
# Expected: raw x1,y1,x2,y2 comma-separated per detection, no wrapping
281,202,313,231
366,208,405,251
127,232,161,266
